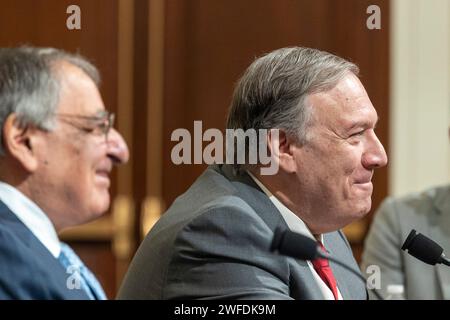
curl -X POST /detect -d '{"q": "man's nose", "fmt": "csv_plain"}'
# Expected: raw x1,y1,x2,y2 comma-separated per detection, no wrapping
106,128,129,164
362,132,388,169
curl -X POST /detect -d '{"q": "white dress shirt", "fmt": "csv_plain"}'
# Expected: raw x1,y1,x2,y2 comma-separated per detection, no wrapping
0,182,61,258
247,171,343,300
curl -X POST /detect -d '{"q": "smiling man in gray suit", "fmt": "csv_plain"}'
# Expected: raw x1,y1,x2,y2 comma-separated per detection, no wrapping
118,47,388,300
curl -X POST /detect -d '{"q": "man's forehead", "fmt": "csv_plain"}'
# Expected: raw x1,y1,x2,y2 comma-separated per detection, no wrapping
307,86,377,127
57,61,95,88
343,114,379,130
56,62,105,115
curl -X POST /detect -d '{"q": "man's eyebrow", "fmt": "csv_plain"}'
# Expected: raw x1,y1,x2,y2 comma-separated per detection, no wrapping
346,116,380,131
95,109,107,116
91,110,108,118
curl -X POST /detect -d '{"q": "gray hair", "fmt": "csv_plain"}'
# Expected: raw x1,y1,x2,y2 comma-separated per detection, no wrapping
226,47,359,143
0,46,100,155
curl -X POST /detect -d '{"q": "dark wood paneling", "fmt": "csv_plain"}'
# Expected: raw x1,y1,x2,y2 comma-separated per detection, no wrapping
131,0,150,248
132,0,149,202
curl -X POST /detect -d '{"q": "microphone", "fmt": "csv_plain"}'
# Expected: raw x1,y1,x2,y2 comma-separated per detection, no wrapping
271,227,384,300
401,229,450,266
271,226,319,260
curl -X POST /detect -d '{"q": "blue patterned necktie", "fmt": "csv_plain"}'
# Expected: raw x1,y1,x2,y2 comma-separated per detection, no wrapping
58,242,107,300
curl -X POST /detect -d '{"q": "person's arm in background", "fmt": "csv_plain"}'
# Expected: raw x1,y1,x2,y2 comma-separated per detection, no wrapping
361,198,405,299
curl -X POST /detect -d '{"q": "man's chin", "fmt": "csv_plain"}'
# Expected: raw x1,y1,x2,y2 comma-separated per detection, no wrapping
354,199,372,218
341,200,372,224
89,193,111,218
84,207,109,225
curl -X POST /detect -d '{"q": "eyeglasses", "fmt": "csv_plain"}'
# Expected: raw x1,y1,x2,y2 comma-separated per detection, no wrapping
55,111,115,141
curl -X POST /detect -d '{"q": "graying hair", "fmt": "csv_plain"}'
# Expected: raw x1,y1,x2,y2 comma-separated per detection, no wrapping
0,46,100,155
226,47,359,143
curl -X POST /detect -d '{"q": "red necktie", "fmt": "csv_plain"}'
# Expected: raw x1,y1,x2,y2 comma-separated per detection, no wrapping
312,242,339,300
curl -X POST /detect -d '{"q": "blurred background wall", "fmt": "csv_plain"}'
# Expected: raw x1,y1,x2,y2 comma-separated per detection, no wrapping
2,0,446,298
390,0,450,197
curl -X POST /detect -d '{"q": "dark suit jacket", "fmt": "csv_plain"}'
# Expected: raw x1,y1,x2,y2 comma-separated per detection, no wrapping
0,200,89,299
118,165,366,300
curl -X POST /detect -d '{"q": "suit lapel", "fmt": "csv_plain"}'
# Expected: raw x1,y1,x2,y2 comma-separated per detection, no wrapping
430,187,450,299
0,200,90,299
324,234,352,300
435,263,450,299
293,258,325,299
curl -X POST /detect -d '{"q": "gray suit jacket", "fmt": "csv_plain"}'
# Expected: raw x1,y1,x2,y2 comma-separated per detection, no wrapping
118,165,366,300
362,185,450,299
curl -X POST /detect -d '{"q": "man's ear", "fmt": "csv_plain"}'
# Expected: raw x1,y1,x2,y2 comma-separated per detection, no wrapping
267,129,298,173
2,113,39,172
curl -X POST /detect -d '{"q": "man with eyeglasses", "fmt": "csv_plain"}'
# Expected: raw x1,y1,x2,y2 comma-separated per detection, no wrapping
0,47,129,299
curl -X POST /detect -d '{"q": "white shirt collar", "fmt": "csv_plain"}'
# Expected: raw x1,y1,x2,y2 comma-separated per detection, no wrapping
247,171,323,243
0,182,61,258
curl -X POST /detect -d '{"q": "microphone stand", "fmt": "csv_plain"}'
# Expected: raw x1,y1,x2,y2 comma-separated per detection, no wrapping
440,255,450,267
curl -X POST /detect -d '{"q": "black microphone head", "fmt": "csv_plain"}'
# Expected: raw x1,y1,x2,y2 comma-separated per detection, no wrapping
271,228,319,260
401,229,444,265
